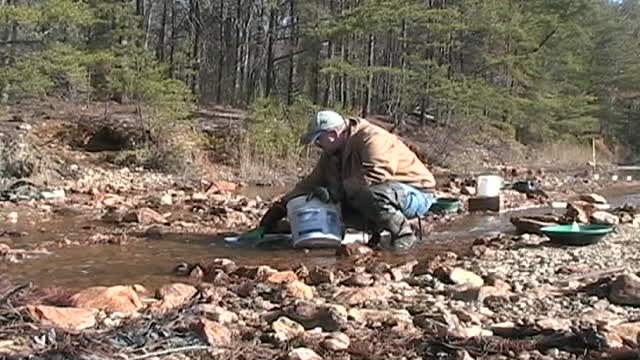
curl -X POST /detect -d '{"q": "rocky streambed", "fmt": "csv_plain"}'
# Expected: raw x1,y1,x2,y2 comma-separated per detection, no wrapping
3,195,640,359
2,163,640,359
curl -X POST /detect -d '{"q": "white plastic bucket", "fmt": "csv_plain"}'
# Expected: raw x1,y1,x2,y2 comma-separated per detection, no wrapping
286,196,344,248
476,175,502,197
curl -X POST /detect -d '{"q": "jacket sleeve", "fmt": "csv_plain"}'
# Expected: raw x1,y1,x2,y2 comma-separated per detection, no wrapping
342,134,398,198
280,155,328,204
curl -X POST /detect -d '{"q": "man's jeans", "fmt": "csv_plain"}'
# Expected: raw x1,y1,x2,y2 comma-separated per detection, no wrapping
342,182,434,251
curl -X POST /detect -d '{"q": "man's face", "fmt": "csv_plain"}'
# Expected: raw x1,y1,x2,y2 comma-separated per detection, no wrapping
314,129,342,155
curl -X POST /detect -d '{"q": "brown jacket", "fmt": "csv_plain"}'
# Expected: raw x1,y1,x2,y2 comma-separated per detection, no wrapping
280,117,436,204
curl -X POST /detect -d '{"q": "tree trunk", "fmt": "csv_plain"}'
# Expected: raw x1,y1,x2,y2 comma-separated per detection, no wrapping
216,0,225,103
286,0,298,105
242,10,252,104
1,0,14,103
362,33,375,117
157,0,168,61
233,0,242,103
168,0,176,77
264,6,276,98
190,0,201,95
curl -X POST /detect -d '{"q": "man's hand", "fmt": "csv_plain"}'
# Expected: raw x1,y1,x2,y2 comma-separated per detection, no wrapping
307,185,344,204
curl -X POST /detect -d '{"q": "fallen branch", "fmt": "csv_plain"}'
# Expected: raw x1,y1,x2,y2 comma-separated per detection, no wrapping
0,283,31,304
127,345,214,360
555,267,626,286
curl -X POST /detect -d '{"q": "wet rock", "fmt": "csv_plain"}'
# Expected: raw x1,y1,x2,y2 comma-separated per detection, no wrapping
0,243,10,256
579,310,622,326
453,309,487,324
288,348,322,360
412,252,458,276
388,261,418,281
536,318,571,331
308,267,335,285
207,180,238,193
604,322,640,347
414,310,460,335
70,285,145,314
333,286,392,305
449,268,484,288
283,281,314,300
580,194,607,204
272,317,305,340
342,273,373,287
122,207,168,224
452,283,511,302
195,304,238,324
590,211,620,226
284,301,348,331
192,319,232,346
348,308,412,325
189,265,204,279
150,283,198,312
160,193,173,206
199,285,231,303
26,305,96,331
336,243,373,258
206,269,232,286
207,258,238,274
609,274,640,306
565,201,595,223
450,325,493,338
321,332,350,351
254,265,278,279
263,271,298,284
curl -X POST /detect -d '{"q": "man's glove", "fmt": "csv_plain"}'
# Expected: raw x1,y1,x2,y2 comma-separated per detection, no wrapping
259,202,287,231
307,185,344,204
237,226,266,243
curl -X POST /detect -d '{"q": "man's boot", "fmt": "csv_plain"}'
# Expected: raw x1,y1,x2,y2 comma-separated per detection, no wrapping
348,183,418,252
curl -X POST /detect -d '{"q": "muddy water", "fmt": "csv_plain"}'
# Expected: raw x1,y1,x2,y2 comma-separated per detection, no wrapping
3,184,640,291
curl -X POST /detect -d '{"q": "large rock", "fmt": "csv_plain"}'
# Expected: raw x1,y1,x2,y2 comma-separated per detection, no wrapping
565,201,596,223
449,268,484,288
342,273,374,287
333,286,392,305
206,258,238,274
321,332,350,351
609,274,640,306
590,211,620,226
272,317,305,340
536,318,572,331
288,348,322,360
388,261,418,281
192,319,232,346
308,267,335,285
284,301,348,331
27,305,96,331
452,281,512,302
336,243,374,258
348,308,413,325
263,271,298,284
122,207,168,224
194,304,238,324
150,283,198,312
283,281,314,300
70,285,145,314
604,322,640,347
580,193,608,205
450,325,493,338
